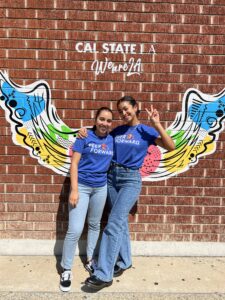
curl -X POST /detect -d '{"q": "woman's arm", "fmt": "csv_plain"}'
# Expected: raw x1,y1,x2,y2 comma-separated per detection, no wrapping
77,127,88,139
69,152,82,207
145,105,175,151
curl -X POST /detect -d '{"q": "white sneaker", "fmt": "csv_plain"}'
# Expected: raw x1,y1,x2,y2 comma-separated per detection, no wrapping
84,259,97,275
59,270,72,292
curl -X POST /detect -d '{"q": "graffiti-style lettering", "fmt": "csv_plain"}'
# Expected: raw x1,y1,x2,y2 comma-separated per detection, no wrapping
91,57,141,76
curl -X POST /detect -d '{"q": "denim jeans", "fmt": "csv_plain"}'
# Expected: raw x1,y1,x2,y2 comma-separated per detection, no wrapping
94,165,142,281
61,183,107,270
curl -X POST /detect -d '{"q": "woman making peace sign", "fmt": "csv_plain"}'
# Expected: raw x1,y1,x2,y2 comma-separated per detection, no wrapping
84,96,175,290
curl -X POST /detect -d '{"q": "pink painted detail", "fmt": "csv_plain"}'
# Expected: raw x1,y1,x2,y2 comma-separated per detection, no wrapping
140,145,161,177
69,145,73,157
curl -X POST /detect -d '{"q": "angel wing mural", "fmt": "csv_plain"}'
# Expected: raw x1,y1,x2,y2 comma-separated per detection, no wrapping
0,71,77,176
0,70,224,181
140,88,225,180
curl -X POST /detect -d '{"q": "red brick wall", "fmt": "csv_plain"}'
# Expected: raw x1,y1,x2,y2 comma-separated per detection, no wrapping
0,1,225,242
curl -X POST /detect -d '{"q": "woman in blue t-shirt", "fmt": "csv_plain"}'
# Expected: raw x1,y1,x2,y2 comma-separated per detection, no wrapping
59,107,114,292
85,96,175,290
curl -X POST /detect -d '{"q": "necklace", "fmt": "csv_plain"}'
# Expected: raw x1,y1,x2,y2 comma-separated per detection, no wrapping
126,123,139,140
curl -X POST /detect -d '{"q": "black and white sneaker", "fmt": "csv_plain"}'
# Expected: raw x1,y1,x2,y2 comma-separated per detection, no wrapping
84,259,97,275
59,270,72,292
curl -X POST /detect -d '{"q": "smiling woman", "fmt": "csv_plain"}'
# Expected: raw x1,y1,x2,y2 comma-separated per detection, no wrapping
85,96,175,290
59,107,114,292
92,107,113,136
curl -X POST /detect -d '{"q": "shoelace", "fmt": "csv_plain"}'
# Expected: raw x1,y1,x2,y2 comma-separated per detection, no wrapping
87,260,97,269
61,271,72,281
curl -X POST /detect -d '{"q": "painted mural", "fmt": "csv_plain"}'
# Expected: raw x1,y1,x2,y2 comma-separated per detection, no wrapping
0,71,224,181
141,89,225,180
0,71,77,176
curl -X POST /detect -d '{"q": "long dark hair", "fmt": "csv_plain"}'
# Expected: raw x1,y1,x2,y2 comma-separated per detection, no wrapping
92,107,113,131
117,96,141,116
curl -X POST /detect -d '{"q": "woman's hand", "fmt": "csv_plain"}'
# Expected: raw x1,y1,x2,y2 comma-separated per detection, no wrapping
77,127,88,139
69,189,79,207
145,105,175,151
145,105,160,126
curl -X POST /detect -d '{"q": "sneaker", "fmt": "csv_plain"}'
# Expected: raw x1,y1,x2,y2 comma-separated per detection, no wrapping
59,270,72,292
85,275,113,290
84,259,97,275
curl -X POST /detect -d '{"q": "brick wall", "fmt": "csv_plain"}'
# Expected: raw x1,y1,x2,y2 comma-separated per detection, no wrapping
0,0,225,243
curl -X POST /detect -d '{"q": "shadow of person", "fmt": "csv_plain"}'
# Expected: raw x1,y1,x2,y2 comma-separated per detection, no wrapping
53,176,70,274
130,201,137,216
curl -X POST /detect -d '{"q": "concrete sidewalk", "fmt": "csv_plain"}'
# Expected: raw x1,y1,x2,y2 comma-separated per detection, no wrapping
0,256,225,299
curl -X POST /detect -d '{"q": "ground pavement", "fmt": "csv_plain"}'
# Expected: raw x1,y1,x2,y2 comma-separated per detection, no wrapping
0,256,225,299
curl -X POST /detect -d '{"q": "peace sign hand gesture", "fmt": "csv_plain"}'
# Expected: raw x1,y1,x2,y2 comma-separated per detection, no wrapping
145,105,160,127
145,105,175,151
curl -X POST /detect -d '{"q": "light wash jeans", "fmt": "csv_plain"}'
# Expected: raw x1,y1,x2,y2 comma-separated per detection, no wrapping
61,183,107,270
94,165,142,281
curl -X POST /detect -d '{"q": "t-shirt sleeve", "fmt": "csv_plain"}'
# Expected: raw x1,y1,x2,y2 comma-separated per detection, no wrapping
151,127,160,140
72,137,86,153
142,125,159,145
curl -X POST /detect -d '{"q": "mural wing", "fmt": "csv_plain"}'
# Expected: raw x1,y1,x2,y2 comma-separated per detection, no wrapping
1,71,224,181
0,71,77,176
141,88,225,181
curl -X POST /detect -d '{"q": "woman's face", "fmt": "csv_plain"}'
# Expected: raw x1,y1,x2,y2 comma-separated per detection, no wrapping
117,101,138,124
95,110,113,136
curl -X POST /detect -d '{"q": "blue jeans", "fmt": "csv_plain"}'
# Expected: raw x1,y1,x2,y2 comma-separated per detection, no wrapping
94,165,142,281
61,183,107,270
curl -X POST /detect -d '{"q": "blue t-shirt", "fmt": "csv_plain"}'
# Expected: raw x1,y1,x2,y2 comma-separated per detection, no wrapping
111,124,159,169
72,130,113,187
